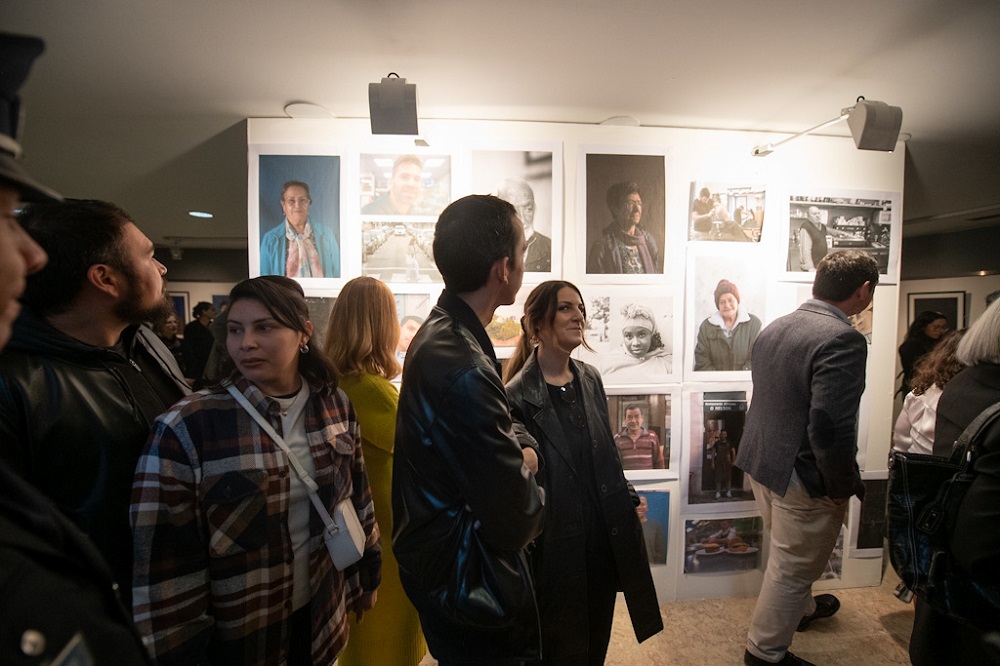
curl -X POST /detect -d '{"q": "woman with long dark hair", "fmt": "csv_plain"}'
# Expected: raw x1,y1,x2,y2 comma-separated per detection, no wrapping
132,276,380,666
504,280,662,664
898,310,948,397
324,276,426,665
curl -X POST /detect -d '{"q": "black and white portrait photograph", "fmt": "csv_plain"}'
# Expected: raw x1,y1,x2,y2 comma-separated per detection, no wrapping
688,181,765,242
361,219,440,284
684,387,756,512
636,490,670,567
581,151,666,277
687,247,767,378
785,190,901,282
683,517,763,574
472,148,561,275
606,390,677,479
575,287,677,384
255,152,341,279
359,153,451,218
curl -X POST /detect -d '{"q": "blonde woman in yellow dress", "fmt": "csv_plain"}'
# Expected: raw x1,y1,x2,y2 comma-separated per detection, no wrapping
325,276,427,664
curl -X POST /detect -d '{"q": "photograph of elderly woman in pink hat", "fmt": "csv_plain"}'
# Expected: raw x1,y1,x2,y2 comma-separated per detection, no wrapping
694,279,762,371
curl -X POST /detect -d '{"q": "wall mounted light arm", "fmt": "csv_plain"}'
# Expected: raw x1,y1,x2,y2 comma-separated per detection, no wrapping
752,97,902,156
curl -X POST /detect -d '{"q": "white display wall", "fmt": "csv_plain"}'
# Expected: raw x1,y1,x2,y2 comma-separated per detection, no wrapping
247,118,905,601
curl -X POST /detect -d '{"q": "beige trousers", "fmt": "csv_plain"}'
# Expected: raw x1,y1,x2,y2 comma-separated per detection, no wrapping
746,470,848,662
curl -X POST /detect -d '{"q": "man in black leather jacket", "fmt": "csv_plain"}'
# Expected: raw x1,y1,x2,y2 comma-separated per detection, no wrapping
0,198,190,606
0,31,153,665
393,195,546,664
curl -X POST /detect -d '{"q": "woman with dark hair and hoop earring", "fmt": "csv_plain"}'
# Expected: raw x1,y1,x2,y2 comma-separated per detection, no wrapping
503,280,662,664
898,310,949,397
323,276,427,665
131,276,381,666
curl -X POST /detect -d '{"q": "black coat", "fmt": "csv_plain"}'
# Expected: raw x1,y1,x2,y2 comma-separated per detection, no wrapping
0,462,151,665
392,291,545,662
506,353,662,659
0,309,190,601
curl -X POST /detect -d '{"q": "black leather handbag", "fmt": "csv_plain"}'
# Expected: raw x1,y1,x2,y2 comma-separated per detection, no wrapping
887,401,1000,630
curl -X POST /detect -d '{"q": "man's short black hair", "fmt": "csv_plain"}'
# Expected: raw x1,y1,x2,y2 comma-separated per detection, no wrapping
812,250,879,302
432,195,518,294
19,199,133,316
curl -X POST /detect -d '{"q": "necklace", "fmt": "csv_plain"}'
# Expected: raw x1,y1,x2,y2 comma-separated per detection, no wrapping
274,390,302,417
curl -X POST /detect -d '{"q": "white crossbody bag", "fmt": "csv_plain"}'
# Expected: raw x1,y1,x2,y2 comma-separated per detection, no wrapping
227,384,365,571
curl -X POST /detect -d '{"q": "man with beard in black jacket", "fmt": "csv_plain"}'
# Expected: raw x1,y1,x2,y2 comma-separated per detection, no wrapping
0,196,190,608
0,31,153,665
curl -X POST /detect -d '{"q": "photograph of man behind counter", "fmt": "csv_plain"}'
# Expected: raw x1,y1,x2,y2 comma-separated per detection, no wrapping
786,195,893,273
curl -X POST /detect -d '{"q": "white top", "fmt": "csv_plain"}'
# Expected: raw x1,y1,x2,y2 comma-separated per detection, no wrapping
273,380,315,610
892,384,943,455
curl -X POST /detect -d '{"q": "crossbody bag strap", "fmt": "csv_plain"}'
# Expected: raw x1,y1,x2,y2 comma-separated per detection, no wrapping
226,384,339,533
950,401,1000,468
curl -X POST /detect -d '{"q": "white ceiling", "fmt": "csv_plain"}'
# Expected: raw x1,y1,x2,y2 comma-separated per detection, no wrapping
5,0,1000,250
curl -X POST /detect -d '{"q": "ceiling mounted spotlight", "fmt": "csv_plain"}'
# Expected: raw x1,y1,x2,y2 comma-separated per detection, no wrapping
368,73,418,135
752,97,903,156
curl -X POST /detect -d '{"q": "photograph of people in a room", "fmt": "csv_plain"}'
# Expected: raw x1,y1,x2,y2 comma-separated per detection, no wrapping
688,181,765,242
684,517,763,574
359,153,451,217
472,149,558,274
583,152,666,275
687,390,753,506
577,289,675,384
607,393,672,474
786,192,898,276
361,219,440,283
636,490,670,566
257,153,341,278
486,286,531,357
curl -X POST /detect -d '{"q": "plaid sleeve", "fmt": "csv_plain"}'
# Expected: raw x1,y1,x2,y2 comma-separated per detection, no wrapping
131,412,213,662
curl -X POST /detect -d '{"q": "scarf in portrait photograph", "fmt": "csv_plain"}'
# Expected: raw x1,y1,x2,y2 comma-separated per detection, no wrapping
285,220,324,277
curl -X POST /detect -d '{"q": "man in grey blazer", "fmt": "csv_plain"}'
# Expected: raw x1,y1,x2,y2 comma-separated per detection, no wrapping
735,250,878,666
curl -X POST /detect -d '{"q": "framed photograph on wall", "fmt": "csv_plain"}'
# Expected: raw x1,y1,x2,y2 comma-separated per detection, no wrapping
685,245,768,381
683,516,763,575
782,189,901,283
578,147,667,282
251,150,343,280
688,181,765,242
359,152,451,218
573,286,680,385
907,291,966,332
637,490,670,567
606,386,680,480
167,291,190,325
472,146,563,278
681,384,756,514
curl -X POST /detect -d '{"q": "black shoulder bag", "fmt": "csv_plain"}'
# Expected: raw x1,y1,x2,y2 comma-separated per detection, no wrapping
887,401,1000,630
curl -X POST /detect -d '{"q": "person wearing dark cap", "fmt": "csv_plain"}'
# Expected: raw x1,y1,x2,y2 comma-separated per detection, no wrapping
0,31,152,665
694,279,762,371
587,181,660,274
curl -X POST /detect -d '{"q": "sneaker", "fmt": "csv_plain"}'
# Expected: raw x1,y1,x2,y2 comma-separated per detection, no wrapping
726,490,733,498
797,593,841,631
744,649,816,665
715,491,721,499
